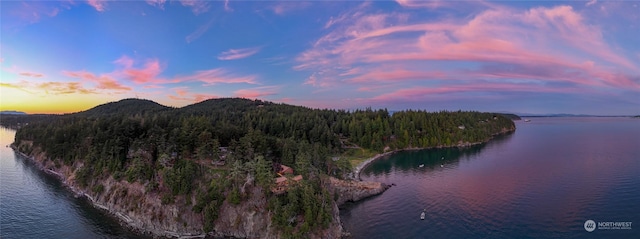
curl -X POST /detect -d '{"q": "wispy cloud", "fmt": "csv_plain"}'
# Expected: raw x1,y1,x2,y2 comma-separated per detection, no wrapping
168,87,218,102
63,55,259,92
233,86,279,99
295,4,640,95
224,0,233,12
367,82,580,104
173,68,258,86
0,82,34,94
186,17,215,43
8,1,61,24
217,47,261,60
64,71,132,91
395,0,447,9
270,1,311,15
146,0,166,9
37,81,96,94
1,80,96,95
19,72,44,78
180,0,210,15
86,0,106,12
586,0,597,7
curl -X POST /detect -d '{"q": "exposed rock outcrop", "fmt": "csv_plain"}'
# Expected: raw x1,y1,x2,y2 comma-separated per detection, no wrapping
327,177,389,207
13,143,345,239
14,148,205,238
213,187,277,239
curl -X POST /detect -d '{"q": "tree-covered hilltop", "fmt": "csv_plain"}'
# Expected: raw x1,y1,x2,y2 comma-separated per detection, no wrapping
8,98,515,238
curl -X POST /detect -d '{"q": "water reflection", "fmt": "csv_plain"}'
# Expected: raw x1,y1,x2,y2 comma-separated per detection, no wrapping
1,127,148,239
362,132,514,177
342,118,640,239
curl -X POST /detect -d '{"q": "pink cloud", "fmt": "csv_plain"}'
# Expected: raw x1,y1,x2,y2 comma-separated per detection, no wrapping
66,55,258,90
112,55,168,84
270,2,311,15
180,0,210,15
295,4,638,94
369,83,578,103
348,69,446,83
217,47,261,60
168,87,218,103
123,60,162,84
19,72,44,78
86,0,106,12
64,70,131,91
233,86,279,99
395,0,447,9
174,68,258,86
9,2,61,23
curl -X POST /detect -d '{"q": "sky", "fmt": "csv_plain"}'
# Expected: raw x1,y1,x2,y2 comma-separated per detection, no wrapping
1,0,639,115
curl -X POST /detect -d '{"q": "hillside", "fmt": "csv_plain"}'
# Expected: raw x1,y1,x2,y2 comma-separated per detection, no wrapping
10,98,516,238
73,98,172,117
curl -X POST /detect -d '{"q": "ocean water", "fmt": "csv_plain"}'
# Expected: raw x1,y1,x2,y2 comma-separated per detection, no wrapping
341,117,640,239
0,127,147,239
2,117,639,239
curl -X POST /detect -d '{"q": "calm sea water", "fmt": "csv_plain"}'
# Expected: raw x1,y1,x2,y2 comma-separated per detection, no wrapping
0,127,148,239
341,117,640,239
2,118,639,239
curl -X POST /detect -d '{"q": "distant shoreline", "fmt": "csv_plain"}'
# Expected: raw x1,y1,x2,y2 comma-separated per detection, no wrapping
353,128,515,181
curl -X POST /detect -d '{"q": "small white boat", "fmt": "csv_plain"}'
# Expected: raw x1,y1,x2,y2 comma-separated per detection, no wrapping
524,119,531,122
419,164,424,168
420,209,426,220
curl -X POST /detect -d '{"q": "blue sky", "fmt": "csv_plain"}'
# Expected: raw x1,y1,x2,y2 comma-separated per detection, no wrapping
1,0,639,115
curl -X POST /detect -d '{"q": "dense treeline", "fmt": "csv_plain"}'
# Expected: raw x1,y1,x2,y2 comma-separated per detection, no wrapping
8,98,515,237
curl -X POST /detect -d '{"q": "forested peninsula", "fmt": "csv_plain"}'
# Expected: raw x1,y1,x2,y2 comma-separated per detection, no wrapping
3,98,515,238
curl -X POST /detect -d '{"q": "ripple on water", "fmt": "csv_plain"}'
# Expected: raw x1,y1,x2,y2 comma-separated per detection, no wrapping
344,118,640,239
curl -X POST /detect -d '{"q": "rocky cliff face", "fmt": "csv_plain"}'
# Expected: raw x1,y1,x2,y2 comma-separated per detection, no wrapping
326,177,389,207
18,148,205,238
14,143,346,239
213,186,343,239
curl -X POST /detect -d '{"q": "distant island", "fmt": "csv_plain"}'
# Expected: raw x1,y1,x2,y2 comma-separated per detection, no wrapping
3,98,516,238
0,110,27,115
497,113,521,121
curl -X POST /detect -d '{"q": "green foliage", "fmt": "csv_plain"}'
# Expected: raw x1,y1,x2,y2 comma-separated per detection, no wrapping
228,187,241,205
268,180,333,237
163,159,199,195
161,193,174,205
75,166,92,187
92,183,104,195
195,178,227,231
9,98,516,235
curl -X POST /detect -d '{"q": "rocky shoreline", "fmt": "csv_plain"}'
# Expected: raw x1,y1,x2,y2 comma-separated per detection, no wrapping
7,127,513,239
11,145,205,239
10,144,351,239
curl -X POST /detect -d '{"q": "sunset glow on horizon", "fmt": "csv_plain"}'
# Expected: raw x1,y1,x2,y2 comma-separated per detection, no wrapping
1,0,639,115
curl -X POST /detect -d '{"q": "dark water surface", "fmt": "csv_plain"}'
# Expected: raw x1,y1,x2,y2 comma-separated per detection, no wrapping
341,117,640,239
2,117,639,239
0,127,147,239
